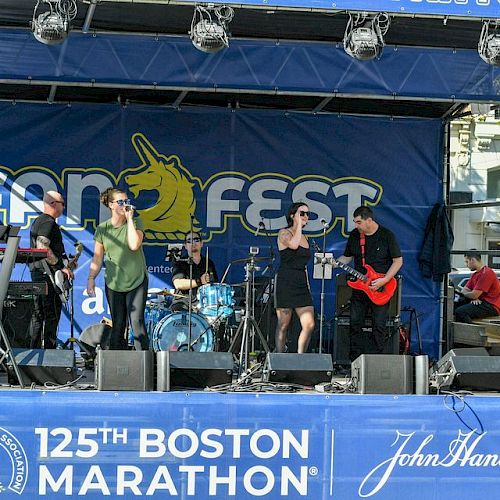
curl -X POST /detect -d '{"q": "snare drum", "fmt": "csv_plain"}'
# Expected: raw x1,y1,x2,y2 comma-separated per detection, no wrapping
197,283,234,318
152,311,214,352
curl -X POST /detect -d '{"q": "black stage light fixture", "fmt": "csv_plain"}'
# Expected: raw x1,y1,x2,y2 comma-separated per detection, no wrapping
479,20,500,66
190,5,234,53
32,0,77,45
343,12,390,61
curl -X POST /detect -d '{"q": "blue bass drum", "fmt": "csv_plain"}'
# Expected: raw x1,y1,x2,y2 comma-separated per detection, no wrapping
152,312,214,352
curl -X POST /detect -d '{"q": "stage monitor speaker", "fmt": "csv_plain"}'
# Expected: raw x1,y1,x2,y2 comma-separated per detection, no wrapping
351,354,413,394
1,297,33,347
263,353,333,386
335,274,402,319
157,351,233,391
95,350,153,391
332,317,400,366
434,347,489,370
431,352,500,391
7,348,76,386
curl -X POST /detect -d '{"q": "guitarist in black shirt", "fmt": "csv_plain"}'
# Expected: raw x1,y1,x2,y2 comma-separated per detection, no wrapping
29,191,74,349
334,206,403,362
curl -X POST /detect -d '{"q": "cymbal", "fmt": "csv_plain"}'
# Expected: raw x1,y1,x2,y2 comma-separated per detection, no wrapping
232,255,273,265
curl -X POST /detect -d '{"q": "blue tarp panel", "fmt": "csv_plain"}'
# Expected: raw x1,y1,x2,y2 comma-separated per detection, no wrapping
0,29,499,102
0,103,443,358
177,0,500,19
0,390,498,498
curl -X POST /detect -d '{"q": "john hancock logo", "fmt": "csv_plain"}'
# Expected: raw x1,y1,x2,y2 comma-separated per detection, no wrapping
0,428,28,494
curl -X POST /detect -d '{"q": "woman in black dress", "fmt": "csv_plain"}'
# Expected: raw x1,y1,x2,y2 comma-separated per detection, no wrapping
274,202,315,353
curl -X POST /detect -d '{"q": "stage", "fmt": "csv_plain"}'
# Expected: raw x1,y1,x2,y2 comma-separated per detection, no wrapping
0,382,499,499
0,354,499,499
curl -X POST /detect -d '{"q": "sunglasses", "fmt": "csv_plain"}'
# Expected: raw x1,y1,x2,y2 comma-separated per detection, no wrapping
186,237,201,243
113,199,132,207
299,210,310,217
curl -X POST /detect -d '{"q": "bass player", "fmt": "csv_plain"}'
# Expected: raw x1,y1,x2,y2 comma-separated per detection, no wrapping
334,206,403,361
29,190,74,349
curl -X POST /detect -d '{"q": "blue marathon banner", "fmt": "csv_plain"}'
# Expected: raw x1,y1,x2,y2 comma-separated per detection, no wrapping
0,102,443,357
0,391,499,498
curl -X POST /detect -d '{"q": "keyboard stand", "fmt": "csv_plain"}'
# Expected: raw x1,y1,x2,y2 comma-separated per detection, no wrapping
0,226,25,388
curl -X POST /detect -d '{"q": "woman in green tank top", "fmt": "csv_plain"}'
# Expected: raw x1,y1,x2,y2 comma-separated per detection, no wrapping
86,188,149,350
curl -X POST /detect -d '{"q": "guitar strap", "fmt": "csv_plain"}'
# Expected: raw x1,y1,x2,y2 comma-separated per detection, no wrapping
360,232,366,267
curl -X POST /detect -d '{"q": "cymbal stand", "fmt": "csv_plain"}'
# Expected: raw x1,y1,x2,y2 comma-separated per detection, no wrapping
318,225,328,353
228,256,270,378
0,227,25,388
187,215,195,350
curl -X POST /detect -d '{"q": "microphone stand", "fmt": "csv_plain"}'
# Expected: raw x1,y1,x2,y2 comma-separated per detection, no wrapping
187,215,195,350
260,219,276,347
314,224,329,354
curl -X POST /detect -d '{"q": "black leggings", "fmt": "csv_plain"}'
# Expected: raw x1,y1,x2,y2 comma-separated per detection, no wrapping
105,276,149,350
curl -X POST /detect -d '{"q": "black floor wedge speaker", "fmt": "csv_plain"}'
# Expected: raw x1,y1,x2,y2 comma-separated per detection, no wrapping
351,354,413,394
95,350,154,391
7,348,76,386
157,351,234,391
263,353,333,386
431,348,500,391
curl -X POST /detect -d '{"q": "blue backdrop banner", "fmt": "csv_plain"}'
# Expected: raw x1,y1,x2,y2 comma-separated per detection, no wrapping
177,0,500,18
0,391,498,499
0,102,444,357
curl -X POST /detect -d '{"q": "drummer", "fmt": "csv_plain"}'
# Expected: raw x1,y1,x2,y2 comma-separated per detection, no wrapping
170,231,219,312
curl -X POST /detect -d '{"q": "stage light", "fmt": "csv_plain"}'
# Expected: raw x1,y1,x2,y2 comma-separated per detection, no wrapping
343,12,390,61
190,5,234,53
32,0,77,45
479,20,500,66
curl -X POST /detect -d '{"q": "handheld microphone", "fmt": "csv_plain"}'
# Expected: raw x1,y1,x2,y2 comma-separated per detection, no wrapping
124,204,136,211
320,218,330,228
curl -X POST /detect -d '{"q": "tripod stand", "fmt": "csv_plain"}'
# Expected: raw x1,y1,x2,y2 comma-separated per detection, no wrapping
229,256,270,377
62,281,92,358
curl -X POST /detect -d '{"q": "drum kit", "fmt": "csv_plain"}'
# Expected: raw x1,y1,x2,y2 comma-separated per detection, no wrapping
129,252,273,360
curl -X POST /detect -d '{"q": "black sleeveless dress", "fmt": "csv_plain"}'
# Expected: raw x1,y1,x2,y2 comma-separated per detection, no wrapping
274,245,313,308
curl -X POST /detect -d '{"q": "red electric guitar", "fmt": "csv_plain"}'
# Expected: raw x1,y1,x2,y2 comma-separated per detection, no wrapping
333,257,397,306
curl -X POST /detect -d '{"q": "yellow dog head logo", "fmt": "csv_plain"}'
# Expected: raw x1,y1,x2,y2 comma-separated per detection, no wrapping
124,133,201,241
